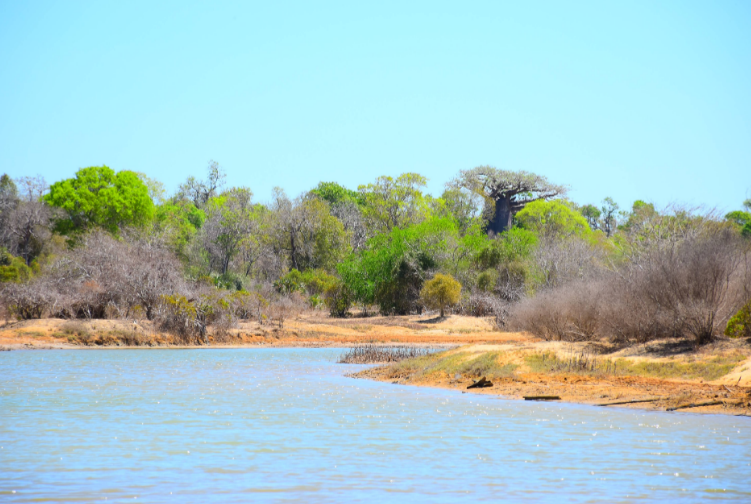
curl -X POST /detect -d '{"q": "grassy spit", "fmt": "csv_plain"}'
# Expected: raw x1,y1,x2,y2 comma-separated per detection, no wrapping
379,347,748,382
352,344,751,416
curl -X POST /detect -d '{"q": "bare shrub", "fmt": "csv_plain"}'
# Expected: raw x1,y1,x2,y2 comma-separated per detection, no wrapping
156,294,202,343
1,278,58,320
511,228,751,345
530,235,604,290
604,229,749,345
511,281,601,341
267,293,305,329
33,230,187,320
457,291,509,329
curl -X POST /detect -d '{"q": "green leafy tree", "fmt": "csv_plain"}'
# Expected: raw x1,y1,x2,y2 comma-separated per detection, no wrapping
420,273,462,317
725,209,751,239
309,182,361,206
619,200,658,234
515,200,590,238
270,189,351,272
45,166,154,234
580,204,601,231
438,184,484,233
358,173,431,233
476,227,537,270
154,201,205,261
725,210,751,227
339,218,455,315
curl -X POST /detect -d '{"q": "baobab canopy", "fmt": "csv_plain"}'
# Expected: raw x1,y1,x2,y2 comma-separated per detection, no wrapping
454,166,567,235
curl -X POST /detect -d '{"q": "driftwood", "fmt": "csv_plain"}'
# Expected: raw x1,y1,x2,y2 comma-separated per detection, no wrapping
667,400,723,412
523,395,561,401
467,377,493,389
596,398,662,407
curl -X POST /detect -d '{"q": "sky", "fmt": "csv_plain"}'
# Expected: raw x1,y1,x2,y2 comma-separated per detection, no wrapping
1,0,750,211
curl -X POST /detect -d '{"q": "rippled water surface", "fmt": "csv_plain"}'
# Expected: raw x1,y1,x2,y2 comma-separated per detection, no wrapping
1,349,750,503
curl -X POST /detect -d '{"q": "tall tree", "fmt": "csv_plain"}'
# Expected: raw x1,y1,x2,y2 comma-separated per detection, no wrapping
45,166,154,235
270,189,350,272
358,173,430,233
176,160,226,209
454,166,566,235
580,204,601,231
600,197,619,237
2,176,53,265
200,187,255,275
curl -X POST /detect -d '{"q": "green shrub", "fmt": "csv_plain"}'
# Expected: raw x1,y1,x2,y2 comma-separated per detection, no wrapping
0,249,32,283
477,269,497,292
420,273,462,317
275,269,337,297
157,294,199,339
274,269,304,294
324,281,352,317
726,300,751,338
308,294,324,309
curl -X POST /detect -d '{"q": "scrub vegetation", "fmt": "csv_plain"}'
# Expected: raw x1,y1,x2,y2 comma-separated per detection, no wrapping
0,164,749,351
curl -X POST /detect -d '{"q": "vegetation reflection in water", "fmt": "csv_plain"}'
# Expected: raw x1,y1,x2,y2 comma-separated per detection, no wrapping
1,349,750,503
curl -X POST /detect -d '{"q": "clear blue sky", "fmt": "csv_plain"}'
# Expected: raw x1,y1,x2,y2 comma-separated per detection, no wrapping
1,0,749,211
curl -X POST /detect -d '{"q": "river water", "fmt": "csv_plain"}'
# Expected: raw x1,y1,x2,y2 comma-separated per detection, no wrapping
0,349,749,503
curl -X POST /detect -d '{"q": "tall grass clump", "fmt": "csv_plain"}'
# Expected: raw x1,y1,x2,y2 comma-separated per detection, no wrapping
338,345,442,364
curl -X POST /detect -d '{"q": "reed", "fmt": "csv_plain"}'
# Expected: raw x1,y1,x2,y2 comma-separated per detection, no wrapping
338,344,443,364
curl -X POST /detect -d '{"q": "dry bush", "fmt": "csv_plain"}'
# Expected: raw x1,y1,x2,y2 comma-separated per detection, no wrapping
1,278,59,320
511,229,751,345
155,294,202,343
530,235,605,290
604,230,749,345
1,230,188,321
457,291,509,329
511,281,602,341
267,293,305,329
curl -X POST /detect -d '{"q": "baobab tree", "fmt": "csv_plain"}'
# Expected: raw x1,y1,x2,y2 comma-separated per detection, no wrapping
454,166,566,235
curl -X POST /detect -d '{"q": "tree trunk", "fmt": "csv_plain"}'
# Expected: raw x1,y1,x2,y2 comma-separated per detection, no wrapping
489,196,513,235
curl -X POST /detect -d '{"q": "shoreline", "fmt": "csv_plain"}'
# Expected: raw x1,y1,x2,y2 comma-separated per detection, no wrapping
352,370,751,417
3,314,751,417
350,346,751,417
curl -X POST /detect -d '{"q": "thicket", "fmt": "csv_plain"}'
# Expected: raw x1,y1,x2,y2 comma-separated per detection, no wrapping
0,163,749,346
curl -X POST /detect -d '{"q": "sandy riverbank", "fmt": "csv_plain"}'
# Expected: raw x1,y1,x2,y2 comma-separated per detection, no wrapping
352,340,751,416
0,313,522,350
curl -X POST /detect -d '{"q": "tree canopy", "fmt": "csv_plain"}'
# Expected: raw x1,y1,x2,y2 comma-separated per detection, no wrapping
45,166,154,235
420,273,462,317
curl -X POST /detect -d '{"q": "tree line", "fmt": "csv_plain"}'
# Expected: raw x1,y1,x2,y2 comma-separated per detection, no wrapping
0,162,749,345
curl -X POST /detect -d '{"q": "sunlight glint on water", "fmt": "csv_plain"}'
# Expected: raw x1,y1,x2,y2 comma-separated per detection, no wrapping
0,349,749,503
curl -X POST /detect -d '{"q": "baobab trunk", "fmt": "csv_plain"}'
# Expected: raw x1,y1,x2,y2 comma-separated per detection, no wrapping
490,196,513,235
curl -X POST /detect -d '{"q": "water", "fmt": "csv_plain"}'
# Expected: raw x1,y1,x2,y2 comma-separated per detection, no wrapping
1,349,749,503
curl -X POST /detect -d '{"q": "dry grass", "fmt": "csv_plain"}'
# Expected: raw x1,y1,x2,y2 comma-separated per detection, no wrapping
387,350,519,380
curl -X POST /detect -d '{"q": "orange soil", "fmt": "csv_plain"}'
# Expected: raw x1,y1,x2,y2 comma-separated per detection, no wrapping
0,313,525,349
